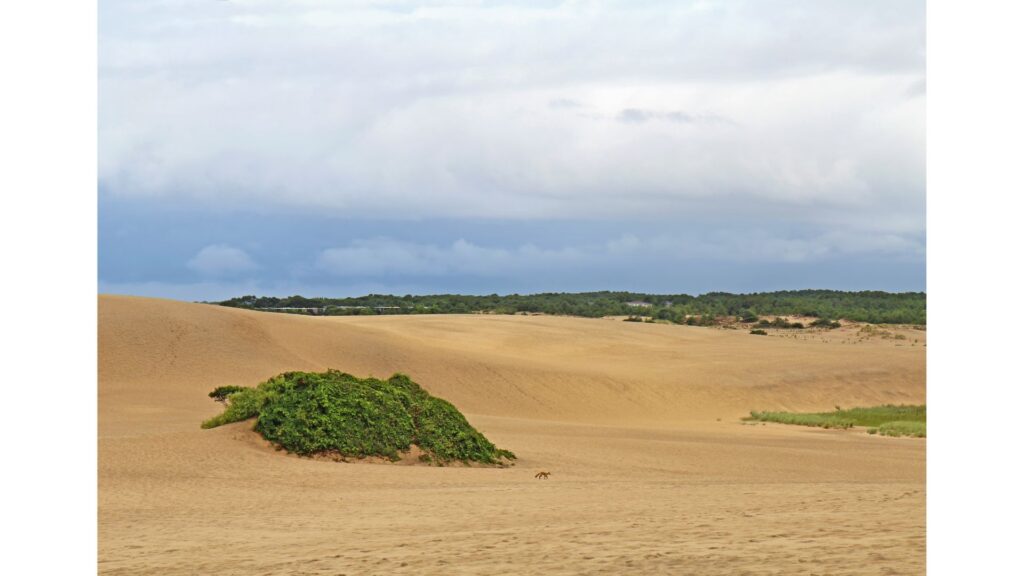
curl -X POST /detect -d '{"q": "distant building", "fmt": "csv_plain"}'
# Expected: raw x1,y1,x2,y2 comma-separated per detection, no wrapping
625,301,653,308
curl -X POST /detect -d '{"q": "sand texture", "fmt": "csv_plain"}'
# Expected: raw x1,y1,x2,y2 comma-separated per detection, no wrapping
99,295,925,575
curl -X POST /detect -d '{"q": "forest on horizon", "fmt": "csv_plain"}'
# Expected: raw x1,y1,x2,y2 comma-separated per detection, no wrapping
214,289,926,325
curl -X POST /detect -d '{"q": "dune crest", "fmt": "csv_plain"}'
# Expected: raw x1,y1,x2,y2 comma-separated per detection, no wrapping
100,295,924,431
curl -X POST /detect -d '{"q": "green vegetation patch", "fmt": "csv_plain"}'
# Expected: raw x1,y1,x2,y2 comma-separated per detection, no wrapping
216,289,926,325
746,410,855,429
202,370,516,465
757,317,805,329
877,421,927,438
809,318,842,329
745,404,925,437
208,385,248,403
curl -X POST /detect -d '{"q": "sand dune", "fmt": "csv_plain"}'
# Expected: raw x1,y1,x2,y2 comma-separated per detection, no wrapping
99,295,925,575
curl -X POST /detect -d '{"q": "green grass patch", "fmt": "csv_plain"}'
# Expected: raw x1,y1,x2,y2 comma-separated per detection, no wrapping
877,421,927,438
745,404,925,437
202,370,516,465
745,411,855,429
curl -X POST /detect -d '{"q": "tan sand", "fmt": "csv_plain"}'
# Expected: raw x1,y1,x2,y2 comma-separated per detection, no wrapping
99,295,925,575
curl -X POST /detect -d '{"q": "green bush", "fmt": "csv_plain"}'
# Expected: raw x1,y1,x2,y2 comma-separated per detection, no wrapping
810,318,843,329
750,329,768,335
201,387,264,428
758,317,804,329
202,370,516,465
208,385,247,402
683,315,715,326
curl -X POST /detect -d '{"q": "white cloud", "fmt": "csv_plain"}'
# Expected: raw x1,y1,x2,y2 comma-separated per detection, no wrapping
186,244,258,277
99,0,925,238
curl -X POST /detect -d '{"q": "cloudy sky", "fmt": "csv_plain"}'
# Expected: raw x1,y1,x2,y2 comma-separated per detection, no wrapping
99,0,925,300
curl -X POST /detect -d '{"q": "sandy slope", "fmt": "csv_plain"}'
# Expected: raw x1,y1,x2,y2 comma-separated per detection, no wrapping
99,295,926,575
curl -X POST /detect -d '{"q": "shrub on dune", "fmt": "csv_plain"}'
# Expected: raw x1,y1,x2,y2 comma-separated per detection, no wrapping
202,370,516,465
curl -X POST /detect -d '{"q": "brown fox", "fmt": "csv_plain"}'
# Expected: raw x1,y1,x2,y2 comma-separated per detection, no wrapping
535,471,551,479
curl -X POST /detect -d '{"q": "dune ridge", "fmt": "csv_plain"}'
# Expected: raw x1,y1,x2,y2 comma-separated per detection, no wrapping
99,295,925,575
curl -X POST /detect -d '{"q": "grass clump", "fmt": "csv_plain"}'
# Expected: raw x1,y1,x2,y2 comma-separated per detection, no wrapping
750,329,768,336
745,404,925,437
202,370,516,465
746,411,854,429
877,421,926,438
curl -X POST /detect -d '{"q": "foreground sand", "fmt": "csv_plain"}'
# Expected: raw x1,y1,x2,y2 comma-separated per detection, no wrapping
99,296,925,575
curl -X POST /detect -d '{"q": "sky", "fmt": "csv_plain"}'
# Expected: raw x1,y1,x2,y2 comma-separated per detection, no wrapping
98,0,926,301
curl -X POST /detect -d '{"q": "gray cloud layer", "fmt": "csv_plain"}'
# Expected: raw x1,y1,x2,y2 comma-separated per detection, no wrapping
99,1,924,233
98,2,925,300
314,230,923,280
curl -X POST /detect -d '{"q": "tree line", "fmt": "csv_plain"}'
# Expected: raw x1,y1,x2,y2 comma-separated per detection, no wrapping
213,289,926,325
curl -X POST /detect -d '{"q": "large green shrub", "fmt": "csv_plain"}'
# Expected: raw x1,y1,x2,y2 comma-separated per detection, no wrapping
202,370,515,465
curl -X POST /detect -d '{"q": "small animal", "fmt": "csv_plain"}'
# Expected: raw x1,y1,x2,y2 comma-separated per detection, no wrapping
535,471,551,479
